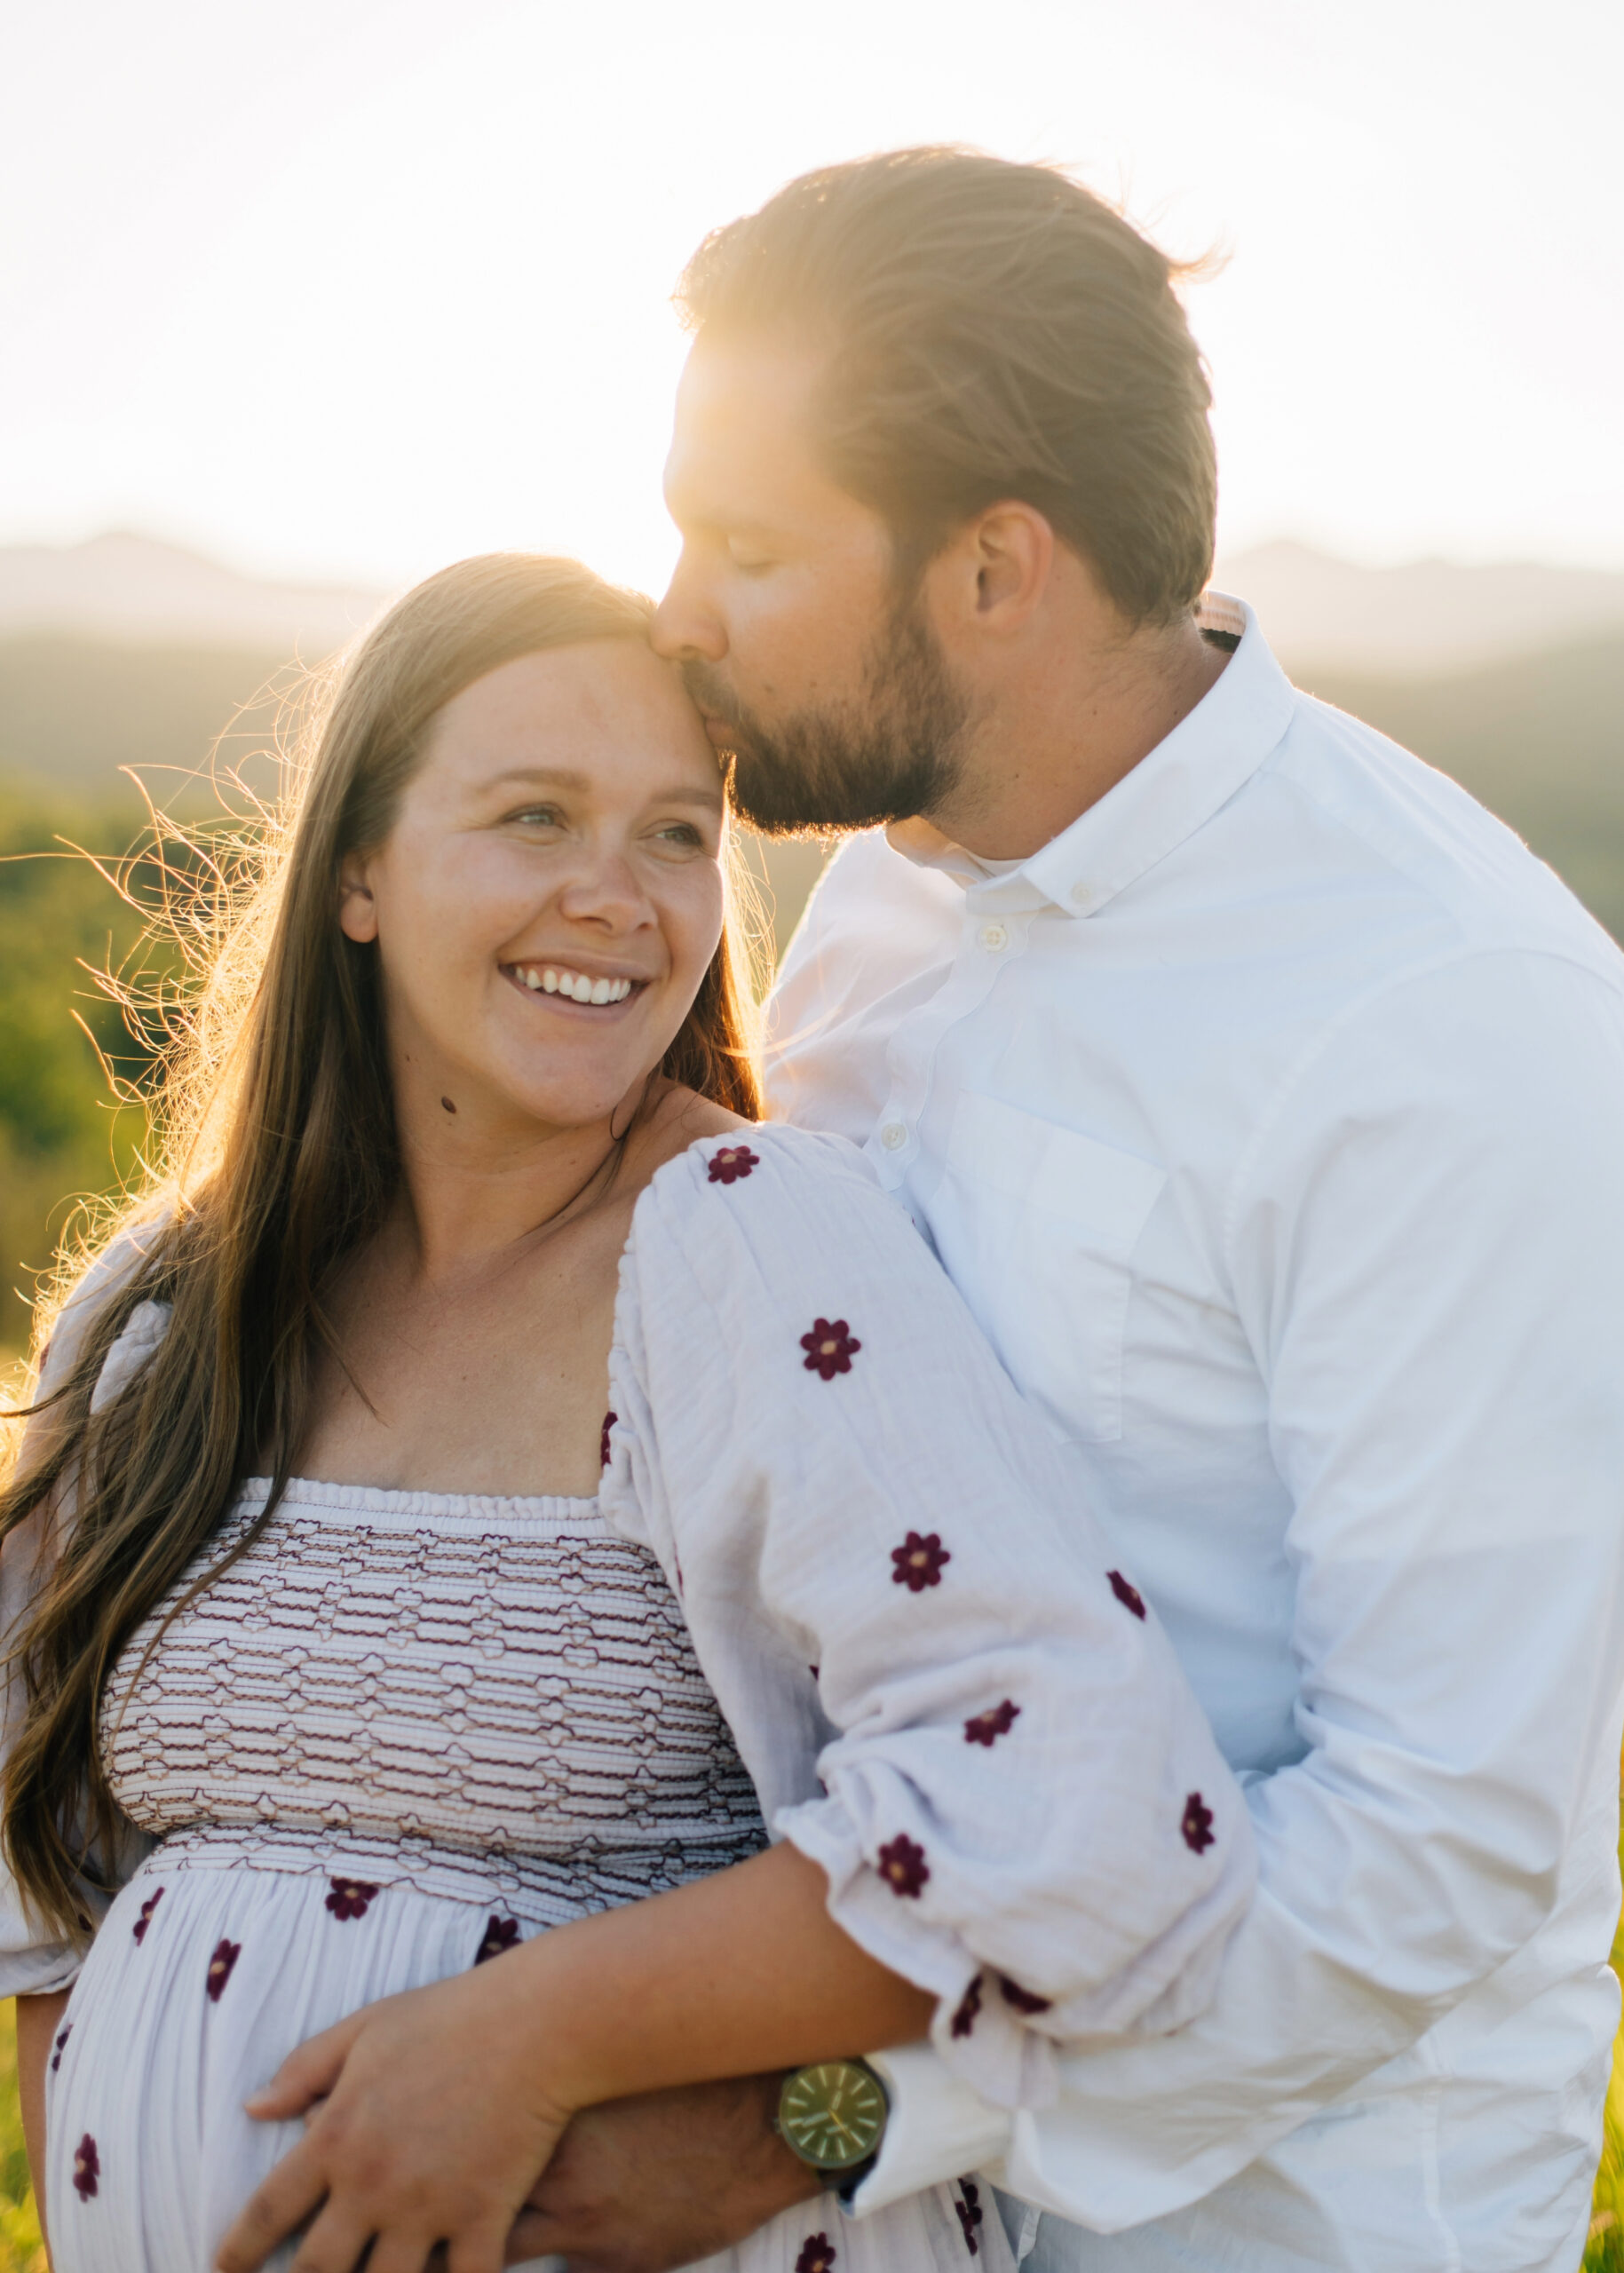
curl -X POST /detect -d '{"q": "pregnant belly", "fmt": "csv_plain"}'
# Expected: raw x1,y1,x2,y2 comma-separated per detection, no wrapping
44,1857,556,2273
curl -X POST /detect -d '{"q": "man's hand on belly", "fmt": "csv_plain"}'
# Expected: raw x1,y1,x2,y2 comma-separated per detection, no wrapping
500,2074,822,2273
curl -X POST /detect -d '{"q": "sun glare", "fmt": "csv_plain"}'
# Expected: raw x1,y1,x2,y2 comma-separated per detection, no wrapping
1,0,1619,594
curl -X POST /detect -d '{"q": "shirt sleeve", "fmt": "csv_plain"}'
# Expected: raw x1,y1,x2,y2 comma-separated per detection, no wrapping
858,946,1624,2224
601,1127,1256,2111
0,1239,168,1996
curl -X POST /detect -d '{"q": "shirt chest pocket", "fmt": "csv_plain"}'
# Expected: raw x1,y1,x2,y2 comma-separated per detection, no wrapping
929,1092,1167,1445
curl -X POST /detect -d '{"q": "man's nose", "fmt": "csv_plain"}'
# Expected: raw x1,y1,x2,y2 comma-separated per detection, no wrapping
652,554,726,664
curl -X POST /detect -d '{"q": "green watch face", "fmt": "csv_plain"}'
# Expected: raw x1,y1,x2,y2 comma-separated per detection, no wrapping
777,2060,888,2171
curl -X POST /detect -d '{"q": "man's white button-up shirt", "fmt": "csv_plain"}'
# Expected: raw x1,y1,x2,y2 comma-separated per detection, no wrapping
765,599,1624,2271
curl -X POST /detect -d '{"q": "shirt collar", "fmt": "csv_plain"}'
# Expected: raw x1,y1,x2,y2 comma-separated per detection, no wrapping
885,592,1298,918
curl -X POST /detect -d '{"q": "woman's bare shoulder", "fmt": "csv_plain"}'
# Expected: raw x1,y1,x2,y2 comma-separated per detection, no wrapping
632,1083,756,1171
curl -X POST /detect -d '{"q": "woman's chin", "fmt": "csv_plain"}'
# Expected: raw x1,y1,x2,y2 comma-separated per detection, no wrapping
448,1067,658,1140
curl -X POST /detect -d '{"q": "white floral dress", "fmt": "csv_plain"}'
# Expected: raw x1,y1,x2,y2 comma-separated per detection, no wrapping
2,1128,1253,2273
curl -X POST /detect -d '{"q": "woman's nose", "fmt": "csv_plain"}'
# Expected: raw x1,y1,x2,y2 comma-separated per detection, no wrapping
555,849,652,930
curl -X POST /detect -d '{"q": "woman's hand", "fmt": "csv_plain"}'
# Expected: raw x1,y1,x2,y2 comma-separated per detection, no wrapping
218,1844,931,2273
215,1961,570,2273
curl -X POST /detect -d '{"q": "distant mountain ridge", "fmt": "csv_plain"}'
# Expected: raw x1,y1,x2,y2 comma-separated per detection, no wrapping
5,531,1624,678
1212,539,1624,676
0,533,387,655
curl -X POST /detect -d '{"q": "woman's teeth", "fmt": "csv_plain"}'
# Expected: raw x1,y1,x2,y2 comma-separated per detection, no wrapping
515,965,635,1006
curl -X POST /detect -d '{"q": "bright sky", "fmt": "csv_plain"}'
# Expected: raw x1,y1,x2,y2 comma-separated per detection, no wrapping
4,0,1620,598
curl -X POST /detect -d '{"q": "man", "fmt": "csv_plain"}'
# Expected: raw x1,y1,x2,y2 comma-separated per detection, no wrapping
515,147,1624,2270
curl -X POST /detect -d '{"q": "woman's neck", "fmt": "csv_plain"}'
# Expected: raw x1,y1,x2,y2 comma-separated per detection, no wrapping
389,1105,630,1288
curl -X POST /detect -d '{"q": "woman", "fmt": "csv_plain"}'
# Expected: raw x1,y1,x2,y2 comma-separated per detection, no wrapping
0,555,1248,2273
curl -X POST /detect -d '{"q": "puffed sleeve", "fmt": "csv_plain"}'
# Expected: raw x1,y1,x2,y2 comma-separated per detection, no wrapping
0,1230,169,1994
600,1128,1255,2109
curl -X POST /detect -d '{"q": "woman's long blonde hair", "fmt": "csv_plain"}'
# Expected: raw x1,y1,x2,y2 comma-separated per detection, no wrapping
0,553,764,1937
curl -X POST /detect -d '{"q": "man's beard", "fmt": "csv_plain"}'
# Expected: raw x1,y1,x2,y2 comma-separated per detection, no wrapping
682,591,969,836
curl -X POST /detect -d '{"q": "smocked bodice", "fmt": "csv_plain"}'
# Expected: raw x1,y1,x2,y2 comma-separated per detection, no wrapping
100,1477,765,1922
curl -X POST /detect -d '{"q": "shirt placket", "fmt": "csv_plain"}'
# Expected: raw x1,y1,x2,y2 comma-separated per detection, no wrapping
863,886,1040,1190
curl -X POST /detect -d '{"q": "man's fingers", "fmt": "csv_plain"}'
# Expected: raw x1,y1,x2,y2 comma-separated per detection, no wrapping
244,2014,366,2121
445,2220,511,2273
284,2201,376,2273
502,2210,564,2266
214,2136,329,2271
363,2230,452,2273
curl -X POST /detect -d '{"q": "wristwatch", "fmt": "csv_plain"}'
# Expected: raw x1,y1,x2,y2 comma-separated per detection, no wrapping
775,2058,890,2191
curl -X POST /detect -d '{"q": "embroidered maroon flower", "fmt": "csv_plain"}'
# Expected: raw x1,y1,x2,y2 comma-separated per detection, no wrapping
950,1975,983,2039
877,1833,930,1898
1108,1569,1147,1620
708,1144,759,1184
600,1411,617,1469
795,2237,836,2273
963,1699,1019,1746
206,1937,241,2003
1182,1792,1216,1854
51,2024,71,2073
801,1318,860,1379
132,1886,164,1944
325,1876,380,1921
997,1973,1052,2016
73,2134,99,2200
475,1914,520,1965
891,1531,951,1592
955,2178,985,2255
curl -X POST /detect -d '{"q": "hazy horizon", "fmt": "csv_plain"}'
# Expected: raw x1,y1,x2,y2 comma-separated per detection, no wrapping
8,527,1624,682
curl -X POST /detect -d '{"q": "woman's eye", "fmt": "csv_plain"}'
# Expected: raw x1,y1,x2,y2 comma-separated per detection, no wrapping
654,822,705,849
508,805,562,828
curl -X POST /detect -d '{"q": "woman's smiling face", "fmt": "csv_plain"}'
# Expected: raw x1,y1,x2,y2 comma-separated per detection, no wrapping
339,638,728,1140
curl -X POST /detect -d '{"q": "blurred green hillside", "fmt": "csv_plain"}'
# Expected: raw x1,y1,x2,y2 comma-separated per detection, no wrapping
0,775,166,1350
0,635,291,815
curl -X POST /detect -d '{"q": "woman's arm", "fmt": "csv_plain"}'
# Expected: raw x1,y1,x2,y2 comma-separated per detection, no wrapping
16,1987,69,2256
217,1842,927,2273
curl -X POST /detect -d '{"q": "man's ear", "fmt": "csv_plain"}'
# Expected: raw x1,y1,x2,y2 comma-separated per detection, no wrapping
927,502,1056,643
970,502,1055,629
338,851,379,943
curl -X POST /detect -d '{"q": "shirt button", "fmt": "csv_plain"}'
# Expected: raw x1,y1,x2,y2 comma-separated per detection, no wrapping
978,921,1010,952
1069,880,1090,909
880,1121,908,1151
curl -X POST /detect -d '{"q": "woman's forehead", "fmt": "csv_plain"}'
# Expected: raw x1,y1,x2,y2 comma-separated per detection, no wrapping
423,644,721,793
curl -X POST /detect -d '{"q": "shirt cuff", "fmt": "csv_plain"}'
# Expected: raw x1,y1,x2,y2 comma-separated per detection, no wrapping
844,2042,1014,2216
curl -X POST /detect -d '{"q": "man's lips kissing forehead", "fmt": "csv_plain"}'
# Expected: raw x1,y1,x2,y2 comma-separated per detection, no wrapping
680,659,741,731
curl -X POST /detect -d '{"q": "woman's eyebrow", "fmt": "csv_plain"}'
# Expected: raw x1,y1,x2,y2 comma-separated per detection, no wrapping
486,765,590,791
485,767,724,811
658,784,727,811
